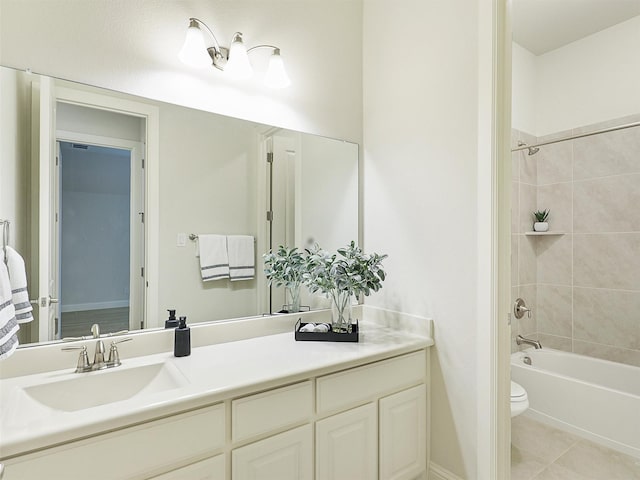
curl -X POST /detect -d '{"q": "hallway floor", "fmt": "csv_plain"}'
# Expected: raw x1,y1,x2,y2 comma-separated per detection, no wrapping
511,415,640,479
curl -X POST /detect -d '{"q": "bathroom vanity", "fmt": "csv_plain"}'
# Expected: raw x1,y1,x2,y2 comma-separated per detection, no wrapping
0,306,433,479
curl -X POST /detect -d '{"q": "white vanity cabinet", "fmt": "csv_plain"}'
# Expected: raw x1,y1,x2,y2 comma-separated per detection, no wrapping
1,346,429,480
315,350,428,480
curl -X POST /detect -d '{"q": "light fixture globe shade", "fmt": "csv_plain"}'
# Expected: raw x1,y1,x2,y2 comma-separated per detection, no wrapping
225,34,253,80
264,50,291,88
178,23,211,68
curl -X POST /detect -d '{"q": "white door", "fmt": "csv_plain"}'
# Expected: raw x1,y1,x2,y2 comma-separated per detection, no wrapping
232,425,312,480
379,385,427,480
267,131,299,312
316,403,377,480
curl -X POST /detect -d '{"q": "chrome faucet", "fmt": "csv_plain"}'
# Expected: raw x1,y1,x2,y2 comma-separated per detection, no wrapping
90,323,107,370
62,324,131,373
516,334,542,350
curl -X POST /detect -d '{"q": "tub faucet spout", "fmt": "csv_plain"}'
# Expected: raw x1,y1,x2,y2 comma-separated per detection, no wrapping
516,335,542,349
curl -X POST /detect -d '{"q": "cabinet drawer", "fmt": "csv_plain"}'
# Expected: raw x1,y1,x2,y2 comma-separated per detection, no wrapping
149,454,225,479
232,380,312,442
317,350,426,414
3,404,225,480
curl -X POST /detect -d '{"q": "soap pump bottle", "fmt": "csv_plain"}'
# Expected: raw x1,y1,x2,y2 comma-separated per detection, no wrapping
165,309,179,329
174,316,191,357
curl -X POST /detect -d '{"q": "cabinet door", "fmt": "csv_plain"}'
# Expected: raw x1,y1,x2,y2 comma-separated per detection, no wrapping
316,402,377,480
232,424,312,480
379,384,427,480
149,454,225,480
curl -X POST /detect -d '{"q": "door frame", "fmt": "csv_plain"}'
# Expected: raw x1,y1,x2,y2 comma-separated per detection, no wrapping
50,85,159,331
56,132,144,333
477,0,513,478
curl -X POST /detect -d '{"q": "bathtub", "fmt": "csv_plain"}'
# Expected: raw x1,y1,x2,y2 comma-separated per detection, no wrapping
511,348,640,459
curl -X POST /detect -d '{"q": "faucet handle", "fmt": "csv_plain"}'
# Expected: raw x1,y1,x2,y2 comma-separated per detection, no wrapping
61,345,92,373
107,338,132,367
513,298,532,319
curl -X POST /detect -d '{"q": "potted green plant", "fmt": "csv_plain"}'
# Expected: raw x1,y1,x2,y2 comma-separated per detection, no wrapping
263,245,307,313
304,241,387,333
532,209,550,232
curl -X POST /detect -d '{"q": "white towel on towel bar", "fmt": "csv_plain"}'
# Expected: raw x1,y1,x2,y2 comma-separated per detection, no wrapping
227,235,255,281
5,246,34,324
198,235,230,281
0,262,19,360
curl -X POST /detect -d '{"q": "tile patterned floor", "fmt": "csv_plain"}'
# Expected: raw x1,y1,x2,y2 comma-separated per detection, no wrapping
511,416,640,480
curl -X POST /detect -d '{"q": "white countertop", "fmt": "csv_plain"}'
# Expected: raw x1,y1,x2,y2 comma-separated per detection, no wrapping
0,311,432,459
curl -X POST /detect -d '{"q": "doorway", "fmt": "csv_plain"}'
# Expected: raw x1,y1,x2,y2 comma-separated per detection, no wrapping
57,141,136,337
55,101,146,337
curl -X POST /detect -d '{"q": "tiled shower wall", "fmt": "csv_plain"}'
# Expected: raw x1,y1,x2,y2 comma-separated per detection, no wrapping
511,114,640,367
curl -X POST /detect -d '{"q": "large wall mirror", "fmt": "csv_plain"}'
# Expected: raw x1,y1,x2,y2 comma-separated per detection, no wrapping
1,65,359,347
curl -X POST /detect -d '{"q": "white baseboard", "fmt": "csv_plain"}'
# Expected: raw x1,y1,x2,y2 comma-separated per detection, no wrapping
429,462,465,480
61,300,129,313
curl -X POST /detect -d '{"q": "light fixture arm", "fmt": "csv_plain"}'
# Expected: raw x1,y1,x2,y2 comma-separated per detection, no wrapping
247,44,281,54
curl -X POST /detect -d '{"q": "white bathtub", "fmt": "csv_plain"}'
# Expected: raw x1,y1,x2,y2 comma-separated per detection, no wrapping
511,348,640,459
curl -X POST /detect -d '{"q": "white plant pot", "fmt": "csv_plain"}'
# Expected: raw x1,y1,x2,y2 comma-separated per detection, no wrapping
533,222,549,232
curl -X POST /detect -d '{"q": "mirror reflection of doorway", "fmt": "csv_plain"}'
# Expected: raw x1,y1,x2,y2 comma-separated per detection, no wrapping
58,142,132,337
52,100,146,339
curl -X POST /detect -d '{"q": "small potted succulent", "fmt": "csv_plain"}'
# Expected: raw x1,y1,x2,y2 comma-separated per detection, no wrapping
532,209,550,232
304,241,387,333
263,246,307,313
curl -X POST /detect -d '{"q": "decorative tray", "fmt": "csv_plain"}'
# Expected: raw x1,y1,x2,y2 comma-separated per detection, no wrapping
294,318,359,343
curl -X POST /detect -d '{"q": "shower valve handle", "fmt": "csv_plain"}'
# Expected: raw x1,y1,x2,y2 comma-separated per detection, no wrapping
514,298,532,319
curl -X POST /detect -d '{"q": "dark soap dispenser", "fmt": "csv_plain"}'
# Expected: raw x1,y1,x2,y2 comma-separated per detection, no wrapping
165,309,179,329
174,316,191,357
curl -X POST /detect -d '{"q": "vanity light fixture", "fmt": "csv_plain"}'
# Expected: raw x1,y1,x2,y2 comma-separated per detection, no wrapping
179,18,291,89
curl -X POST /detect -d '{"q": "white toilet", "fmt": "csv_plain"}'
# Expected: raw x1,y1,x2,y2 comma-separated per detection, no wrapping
510,381,529,417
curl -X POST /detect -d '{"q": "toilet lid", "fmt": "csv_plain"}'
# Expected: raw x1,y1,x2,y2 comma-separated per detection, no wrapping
511,381,527,400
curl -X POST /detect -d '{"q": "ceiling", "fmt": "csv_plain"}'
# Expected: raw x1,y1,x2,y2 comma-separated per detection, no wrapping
512,0,640,55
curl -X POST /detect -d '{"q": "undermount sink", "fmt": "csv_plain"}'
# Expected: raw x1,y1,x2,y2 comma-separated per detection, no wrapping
22,362,188,412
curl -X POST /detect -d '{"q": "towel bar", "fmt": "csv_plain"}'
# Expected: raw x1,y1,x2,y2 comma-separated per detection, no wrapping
189,233,256,243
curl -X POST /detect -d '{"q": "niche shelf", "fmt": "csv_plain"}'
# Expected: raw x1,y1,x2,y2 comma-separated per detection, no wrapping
524,231,565,236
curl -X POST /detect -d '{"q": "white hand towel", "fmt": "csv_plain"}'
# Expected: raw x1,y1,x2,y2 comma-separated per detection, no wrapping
227,235,255,281
5,246,34,324
198,234,230,282
0,262,19,360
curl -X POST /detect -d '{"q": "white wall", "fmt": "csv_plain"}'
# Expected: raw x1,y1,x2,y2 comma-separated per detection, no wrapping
513,15,640,136
0,67,29,254
363,1,493,477
511,42,537,135
0,0,363,144
157,103,260,323
299,135,358,252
